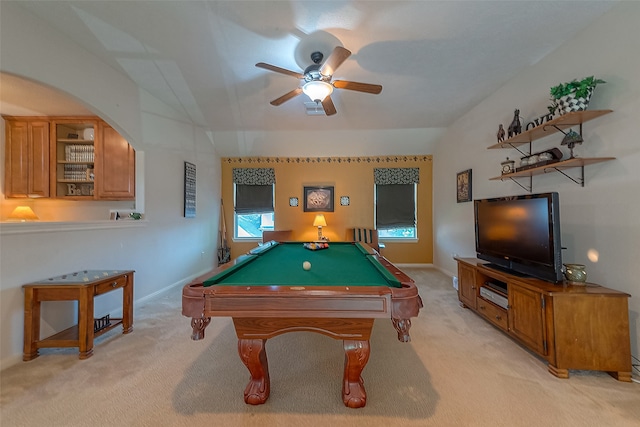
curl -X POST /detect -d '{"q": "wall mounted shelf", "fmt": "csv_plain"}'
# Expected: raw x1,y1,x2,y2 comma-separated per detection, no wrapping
488,109,613,149
488,109,614,192
490,157,616,192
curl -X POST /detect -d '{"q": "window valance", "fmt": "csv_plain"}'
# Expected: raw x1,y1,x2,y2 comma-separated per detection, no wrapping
374,168,419,185
233,168,276,185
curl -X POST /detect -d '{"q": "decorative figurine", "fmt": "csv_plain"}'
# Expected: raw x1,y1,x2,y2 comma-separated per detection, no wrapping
507,109,522,138
497,124,505,143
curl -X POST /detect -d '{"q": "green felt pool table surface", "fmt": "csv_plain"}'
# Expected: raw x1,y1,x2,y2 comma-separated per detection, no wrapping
204,242,401,288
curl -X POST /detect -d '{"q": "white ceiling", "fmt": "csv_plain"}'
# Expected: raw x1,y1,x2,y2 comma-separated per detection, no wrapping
1,1,615,154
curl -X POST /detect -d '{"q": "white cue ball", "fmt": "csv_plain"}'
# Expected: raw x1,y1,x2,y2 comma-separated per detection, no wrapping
303,261,311,271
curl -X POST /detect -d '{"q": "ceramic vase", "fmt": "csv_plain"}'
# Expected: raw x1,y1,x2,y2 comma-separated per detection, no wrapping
564,263,587,283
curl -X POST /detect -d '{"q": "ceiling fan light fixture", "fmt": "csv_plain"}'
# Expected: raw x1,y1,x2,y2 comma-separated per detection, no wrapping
302,80,333,102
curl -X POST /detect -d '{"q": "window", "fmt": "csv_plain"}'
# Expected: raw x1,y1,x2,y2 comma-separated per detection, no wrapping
235,211,274,238
374,168,419,240
375,184,416,239
233,168,275,239
234,184,274,238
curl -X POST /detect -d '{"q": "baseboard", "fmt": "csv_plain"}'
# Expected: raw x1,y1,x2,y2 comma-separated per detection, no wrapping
0,354,24,372
434,265,455,278
395,263,434,268
103,268,214,318
133,267,213,307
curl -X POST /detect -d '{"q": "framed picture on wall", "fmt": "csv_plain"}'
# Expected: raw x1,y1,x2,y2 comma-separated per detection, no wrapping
184,161,196,217
303,186,334,212
456,169,472,203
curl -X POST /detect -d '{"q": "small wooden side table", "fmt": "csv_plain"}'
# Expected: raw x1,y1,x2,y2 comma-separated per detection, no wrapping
23,270,134,360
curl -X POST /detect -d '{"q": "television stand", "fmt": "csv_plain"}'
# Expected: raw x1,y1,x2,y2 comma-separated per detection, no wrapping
455,257,632,382
484,263,529,278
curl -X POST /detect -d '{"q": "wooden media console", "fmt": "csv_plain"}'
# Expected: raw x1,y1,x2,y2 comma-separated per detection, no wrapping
455,258,631,381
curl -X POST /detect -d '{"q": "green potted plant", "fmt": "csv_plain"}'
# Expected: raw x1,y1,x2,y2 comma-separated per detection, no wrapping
549,76,605,115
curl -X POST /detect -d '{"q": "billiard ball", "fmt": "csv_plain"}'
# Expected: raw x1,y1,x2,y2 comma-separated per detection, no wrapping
303,261,311,270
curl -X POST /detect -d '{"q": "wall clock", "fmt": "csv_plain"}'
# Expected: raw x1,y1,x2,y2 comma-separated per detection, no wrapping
289,197,299,207
340,196,350,206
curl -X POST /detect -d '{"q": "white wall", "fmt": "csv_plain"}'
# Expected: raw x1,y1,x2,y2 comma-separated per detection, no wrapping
433,3,640,359
0,3,221,369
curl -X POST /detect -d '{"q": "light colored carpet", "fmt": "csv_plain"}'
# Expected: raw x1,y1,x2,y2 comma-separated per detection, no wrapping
1,267,638,427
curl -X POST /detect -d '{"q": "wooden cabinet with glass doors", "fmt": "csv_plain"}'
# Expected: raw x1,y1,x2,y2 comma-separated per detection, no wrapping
52,119,98,199
50,118,135,200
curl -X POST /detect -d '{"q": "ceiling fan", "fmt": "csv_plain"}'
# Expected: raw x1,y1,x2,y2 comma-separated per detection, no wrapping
255,46,382,116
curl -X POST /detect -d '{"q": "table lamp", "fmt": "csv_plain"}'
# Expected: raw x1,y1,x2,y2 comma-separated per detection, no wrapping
9,206,39,222
560,129,583,159
313,214,327,241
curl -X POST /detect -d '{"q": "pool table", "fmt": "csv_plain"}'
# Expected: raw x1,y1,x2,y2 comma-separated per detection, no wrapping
182,241,423,408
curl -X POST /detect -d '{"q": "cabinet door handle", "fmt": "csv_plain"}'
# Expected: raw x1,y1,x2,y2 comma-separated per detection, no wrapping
495,315,502,320
111,281,118,288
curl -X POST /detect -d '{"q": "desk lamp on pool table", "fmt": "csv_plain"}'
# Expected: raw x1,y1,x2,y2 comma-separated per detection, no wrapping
313,214,327,240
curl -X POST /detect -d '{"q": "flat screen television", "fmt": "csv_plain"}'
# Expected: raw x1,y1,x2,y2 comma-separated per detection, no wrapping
474,192,563,283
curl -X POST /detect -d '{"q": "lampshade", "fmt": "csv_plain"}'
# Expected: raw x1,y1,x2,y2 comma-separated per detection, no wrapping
560,130,583,146
313,214,327,227
9,206,39,222
302,81,333,102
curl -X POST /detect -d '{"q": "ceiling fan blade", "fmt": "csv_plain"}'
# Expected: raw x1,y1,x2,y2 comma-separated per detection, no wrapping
333,80,383,95
256,62,304,79
321,96,337,116
320,46,351,76
270,87,303,106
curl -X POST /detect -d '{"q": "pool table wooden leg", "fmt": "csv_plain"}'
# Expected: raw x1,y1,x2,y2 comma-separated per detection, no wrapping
392,318,413,342
342,339,370,408
190,317,211,340
238,338,270,405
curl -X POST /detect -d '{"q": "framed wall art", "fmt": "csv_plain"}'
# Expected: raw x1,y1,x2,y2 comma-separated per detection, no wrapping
184,161,196,217
303,186,334,212
456,169,472,203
